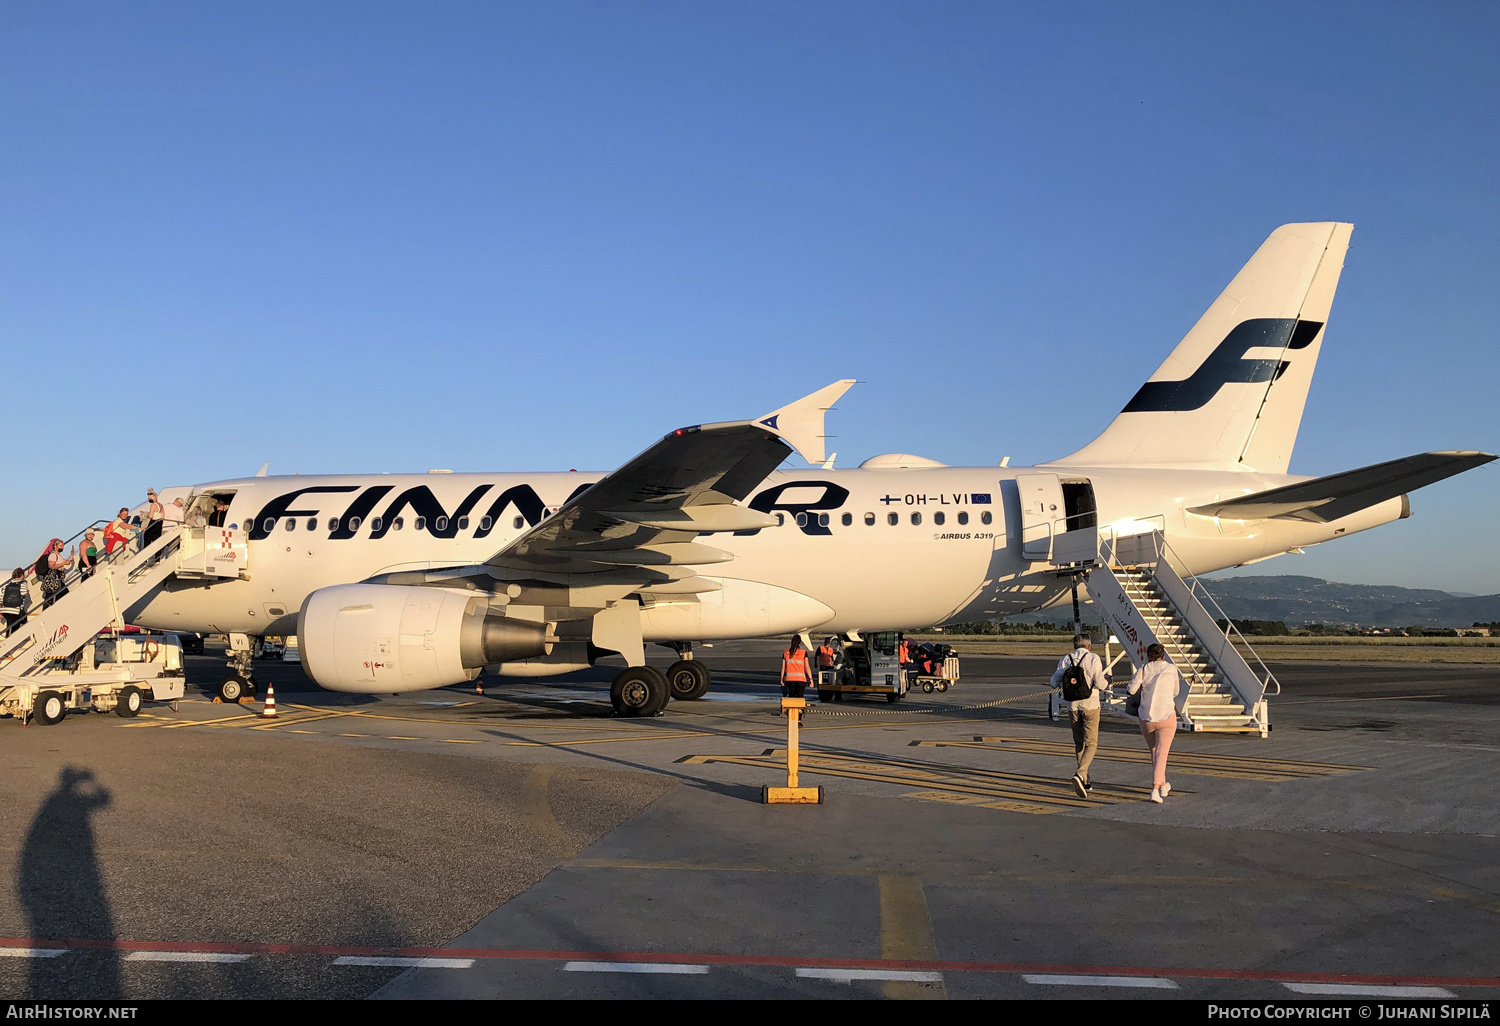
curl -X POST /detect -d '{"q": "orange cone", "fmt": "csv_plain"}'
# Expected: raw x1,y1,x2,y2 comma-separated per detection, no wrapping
261,683,278,719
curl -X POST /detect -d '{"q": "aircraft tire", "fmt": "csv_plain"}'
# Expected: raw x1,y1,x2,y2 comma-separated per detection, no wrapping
611,667,668,717
35,691,68,725
665,660,711,701
115,686,143,718
219,675,249,704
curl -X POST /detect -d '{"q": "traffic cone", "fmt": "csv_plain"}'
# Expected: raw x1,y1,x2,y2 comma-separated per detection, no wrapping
261,683,279,719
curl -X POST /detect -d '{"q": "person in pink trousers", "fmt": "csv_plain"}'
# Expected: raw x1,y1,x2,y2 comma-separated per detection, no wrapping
1128,643,1181,804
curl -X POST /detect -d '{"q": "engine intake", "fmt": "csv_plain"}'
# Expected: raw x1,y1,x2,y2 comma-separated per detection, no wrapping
299,584,549,693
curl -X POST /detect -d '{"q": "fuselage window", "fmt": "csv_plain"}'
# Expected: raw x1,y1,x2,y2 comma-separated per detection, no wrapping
981,510,993,525
480,517,492,531
795,512,808,527
328,518,339,532
285,518,296,532
244,519,256,533
841,513,852,527
911,512,922,526
933,511,945,526
513,515,524,530
435,516,449,532
957,511,969,526
864,512,875,526
457,516,469,530
776,513,786,526
306,517,317,531
818,513,829,528
887,512,898,526
415,516,427,532
353,517,365,532
393,517,403,531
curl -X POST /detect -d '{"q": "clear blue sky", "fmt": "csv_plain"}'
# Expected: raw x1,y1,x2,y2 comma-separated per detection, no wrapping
3,1,1496,592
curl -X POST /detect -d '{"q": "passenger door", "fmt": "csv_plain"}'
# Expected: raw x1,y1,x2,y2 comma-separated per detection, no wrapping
1016,473,1066,561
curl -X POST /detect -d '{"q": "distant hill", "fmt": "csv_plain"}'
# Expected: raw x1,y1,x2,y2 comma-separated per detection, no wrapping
1198,575,1500,628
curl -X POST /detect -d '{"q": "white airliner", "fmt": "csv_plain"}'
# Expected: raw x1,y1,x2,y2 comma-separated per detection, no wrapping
130,223,1492,714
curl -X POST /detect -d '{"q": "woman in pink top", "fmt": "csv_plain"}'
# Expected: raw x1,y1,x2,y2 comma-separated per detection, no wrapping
103,508,138,556
1128,643,1181,804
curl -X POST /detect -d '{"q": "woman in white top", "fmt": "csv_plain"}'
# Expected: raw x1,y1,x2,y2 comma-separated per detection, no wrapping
1128,643,1181,804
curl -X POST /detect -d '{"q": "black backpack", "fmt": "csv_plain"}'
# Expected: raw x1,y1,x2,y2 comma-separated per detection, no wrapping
2,580,22,610
1060,654,1092,702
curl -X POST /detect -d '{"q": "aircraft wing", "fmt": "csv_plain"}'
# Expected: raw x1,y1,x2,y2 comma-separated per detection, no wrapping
485,380,855,576
1186,450,1495,523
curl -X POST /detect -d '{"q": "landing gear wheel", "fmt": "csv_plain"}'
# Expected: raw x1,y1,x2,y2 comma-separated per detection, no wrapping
219,675,250,704
665,660,711,701
35,691,67,725
115,686,143,717
610,667,669,717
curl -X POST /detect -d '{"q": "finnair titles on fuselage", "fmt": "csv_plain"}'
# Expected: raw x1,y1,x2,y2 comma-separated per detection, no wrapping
129,223,1493,714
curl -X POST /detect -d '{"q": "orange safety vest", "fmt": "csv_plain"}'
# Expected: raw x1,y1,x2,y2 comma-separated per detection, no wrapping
781,648,812,683
899,640,910,663
816,645,835,669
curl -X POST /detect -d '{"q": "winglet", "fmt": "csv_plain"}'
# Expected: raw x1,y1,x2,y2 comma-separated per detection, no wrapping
756,379,855,465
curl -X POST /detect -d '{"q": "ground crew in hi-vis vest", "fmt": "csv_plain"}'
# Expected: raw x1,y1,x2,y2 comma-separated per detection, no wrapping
780,636,811,698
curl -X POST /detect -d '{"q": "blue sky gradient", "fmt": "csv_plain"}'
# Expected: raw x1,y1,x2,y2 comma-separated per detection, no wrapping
2,2,1496,591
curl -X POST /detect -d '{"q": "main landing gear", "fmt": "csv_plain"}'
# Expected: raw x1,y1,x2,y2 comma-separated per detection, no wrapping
610,666,669,717
608,642,713,716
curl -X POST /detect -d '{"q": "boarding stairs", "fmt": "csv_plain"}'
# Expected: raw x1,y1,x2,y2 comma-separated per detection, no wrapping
1052,527,1279,737
0,525,184,685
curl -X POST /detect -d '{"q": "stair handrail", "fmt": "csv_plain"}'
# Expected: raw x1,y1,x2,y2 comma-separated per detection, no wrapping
1154,533,1282,698
9,522,182,639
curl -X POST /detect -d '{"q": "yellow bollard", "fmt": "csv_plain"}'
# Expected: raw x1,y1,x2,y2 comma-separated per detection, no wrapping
763,697,823,804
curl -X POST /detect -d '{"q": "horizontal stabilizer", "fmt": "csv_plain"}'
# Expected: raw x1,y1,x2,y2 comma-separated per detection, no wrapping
754,379,856,465
1187,451,1496,523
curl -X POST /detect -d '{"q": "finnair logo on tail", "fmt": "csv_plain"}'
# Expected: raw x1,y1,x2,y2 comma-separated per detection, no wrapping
1122,318,1323,414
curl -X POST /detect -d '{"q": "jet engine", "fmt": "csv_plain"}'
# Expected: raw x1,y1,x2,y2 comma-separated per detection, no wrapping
299,584,550,693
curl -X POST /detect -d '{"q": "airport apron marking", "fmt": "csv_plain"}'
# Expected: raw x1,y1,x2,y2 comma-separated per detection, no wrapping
913,737,1371,782
680,749,1139,814
3,937,1495,989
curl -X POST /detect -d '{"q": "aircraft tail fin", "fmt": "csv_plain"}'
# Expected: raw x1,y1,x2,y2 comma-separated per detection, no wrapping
1049,222,1353,473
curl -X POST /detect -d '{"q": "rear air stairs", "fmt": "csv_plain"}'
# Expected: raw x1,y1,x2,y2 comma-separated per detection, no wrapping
1049,526,1279,737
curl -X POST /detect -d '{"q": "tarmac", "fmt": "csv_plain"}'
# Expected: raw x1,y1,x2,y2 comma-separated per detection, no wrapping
1,640,1497,1000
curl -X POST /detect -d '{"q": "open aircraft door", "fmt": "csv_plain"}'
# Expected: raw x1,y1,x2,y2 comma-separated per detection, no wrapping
1017,472,1066,561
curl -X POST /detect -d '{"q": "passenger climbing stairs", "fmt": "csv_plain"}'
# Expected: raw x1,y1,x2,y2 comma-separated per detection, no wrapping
0,526,183,684
1064,529,1279,737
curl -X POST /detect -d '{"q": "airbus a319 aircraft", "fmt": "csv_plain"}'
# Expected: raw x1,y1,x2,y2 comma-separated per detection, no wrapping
128,223,1492,715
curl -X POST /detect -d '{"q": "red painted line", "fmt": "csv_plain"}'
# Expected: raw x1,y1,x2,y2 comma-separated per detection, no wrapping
1,937,1496,988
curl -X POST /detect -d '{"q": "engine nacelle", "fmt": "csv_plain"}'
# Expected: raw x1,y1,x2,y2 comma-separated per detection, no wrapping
299,584,549,693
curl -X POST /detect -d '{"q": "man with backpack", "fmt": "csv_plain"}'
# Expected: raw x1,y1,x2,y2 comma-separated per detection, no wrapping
1050,634,1111,797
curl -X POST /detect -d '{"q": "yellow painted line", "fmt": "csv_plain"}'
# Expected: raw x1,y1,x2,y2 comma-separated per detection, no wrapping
287,730,318,734
1277,694,1446,706
683,753,1123,812
523,765,572,856
441,739,480,744
879,875,945,1000
913,737,1371,781
338,733,371,737
384,736,420,740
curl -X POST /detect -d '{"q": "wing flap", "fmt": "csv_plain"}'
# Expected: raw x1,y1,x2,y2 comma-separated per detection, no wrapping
1187,451,1495,523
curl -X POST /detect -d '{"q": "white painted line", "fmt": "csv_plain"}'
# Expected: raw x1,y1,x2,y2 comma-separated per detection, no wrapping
1023,974,1179,989
124,951,251,963
797,968,944,983
563,961,709,975
1282,983,1456,998
0,948,68,959
333,956,474,968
